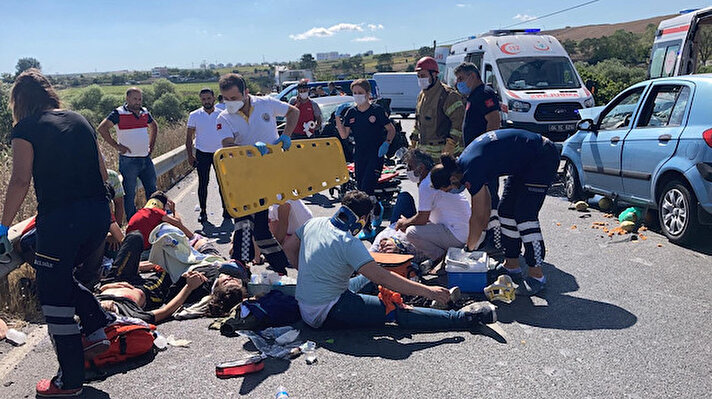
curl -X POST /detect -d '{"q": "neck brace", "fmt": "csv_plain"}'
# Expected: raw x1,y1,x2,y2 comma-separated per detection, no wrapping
330,206,365,236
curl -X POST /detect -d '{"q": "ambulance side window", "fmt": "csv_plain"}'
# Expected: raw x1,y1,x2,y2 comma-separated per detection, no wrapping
445,65,457,87
484,64,499,95
649,40,681,78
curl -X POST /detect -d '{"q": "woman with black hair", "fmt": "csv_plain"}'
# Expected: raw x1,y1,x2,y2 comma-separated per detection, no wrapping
1,69,115,397
430,129,559,296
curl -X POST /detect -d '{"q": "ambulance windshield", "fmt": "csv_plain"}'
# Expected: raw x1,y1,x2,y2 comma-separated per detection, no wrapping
497,57,581,90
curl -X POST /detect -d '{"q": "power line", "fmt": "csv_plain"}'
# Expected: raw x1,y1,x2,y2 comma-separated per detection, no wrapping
437,0,600,45
504,0,600,28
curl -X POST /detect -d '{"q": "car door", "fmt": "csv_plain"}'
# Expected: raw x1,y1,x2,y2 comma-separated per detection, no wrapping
580,86,646,195
620,83,692,203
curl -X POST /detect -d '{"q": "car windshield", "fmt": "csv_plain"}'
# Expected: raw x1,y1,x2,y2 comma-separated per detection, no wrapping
497,57,581,90
319,99,355,120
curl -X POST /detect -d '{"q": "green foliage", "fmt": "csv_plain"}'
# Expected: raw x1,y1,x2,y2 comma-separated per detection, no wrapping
0,83,13,145
15,57,41,77
577,29,651,65
406,64,416,72
417,46,433,58
71,85,104,112
152,79,176,100
375,53,394,72
151,92,184,122
76,108,101,128
141,87,155,110
575,59,647,105
562,39,577,55
299,53,317,70
181,95,202,113
97,94,124,117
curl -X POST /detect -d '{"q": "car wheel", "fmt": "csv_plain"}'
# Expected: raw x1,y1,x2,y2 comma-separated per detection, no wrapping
658,180,700,245
564,161,586,202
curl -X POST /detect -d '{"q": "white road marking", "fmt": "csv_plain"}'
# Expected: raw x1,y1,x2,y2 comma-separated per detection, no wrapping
0,325,47,381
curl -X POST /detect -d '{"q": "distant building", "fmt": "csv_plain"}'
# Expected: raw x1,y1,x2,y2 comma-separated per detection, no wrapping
364,50,374,56
217,63,225,68
208,63,217,69
151,67,169,78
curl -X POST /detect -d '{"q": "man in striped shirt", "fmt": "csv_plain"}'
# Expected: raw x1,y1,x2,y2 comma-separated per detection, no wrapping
98,87,159,221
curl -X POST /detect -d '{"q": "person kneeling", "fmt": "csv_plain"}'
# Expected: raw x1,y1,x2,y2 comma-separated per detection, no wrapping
294,190,495,330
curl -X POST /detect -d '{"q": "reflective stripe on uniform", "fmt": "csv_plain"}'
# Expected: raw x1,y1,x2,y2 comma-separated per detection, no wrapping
42,305,75,318
48,323,81,336
445,100,464,117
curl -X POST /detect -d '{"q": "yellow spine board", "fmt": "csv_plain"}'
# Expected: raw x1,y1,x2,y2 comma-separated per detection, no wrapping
213,138,349,218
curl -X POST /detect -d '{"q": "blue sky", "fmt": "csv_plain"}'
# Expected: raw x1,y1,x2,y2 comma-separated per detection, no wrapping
0,0,707,74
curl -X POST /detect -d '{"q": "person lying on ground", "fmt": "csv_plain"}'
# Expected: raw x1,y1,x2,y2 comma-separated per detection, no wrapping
126,190,194,250
96,231,246,323
370,148,471,269
294,190,496,330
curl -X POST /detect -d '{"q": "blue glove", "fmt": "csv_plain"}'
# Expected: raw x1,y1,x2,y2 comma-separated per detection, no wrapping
0,224,10,257
378,141,390,158
273,134,292,150
254,141,268,156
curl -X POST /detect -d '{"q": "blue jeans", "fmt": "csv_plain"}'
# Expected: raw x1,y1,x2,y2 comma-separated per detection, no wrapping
389,192,416,225
119,155,157,220
323,280,474,331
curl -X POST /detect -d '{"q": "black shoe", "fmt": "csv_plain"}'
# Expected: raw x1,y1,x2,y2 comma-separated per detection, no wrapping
198,211,208,223
487,264,524,285
461,302,497,325
222,210,232,220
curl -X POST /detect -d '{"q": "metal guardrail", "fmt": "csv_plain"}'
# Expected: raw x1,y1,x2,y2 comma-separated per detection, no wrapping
0,145,189,279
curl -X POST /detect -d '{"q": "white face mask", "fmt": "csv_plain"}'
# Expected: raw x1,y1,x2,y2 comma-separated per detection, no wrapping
417,77,431,90
299,92,309,100
353,94,368,105
224,100,244,114
406,170,419,182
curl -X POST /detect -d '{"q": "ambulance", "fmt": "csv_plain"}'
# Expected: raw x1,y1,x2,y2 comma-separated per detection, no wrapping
443,29,594,141
649,6,712,78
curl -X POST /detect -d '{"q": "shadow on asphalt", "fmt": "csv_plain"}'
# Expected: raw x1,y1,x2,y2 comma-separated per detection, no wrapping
79,386,111,398
302,193,339,209
496,263,638,331
84,350,157,383
197,218,234,244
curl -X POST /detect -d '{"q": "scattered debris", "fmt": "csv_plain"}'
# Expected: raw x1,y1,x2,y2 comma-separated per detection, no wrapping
573,201,588,211
570,225,577,230
556,222,562,226
598,197,613,211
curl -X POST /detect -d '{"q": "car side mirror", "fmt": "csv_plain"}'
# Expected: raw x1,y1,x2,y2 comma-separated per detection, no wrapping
577,118,596,132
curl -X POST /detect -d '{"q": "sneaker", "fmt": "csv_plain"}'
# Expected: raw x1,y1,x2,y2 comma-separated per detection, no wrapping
418,259,435,275
487,264,524,285
371,201,384,228
198,211,208,223
516,276,546,296
82,336,110,360
36,378,82,398
461,302,497,325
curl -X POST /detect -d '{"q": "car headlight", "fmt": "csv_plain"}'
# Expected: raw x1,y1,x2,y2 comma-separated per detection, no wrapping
508,100,531,112
584,97,595,108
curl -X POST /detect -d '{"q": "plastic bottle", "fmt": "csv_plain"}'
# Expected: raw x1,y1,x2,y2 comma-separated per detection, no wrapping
6,329,27,346
275,386,289,399
153,333,168,350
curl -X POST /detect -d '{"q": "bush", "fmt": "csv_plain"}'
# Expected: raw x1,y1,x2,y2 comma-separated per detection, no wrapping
76,108,101,128
97,94,124,117
181,95,202,113
141,87,155,110
151,92,185,122
575,59,647,105
152,79,176,101
0,83,13,145
71,84,104,112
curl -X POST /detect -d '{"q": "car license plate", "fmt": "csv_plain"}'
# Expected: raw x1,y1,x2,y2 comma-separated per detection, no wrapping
548,124,576,132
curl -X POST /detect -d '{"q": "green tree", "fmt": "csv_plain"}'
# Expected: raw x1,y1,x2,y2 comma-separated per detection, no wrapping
76,108,101,128
299,53,317,70
562,39,577,55
696,27,712,67
575,59,647,105
375,53,394,72
406,64,416,72
417,46,433,58
0,83,14,145
152,78,176,100
97,94,124,117
15,57,41,77
181,95,202,113
111,74,124,85
151,92,184,122
71,85,104,112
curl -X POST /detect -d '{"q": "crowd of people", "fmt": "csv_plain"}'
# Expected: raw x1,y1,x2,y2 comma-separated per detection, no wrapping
0,57,559,397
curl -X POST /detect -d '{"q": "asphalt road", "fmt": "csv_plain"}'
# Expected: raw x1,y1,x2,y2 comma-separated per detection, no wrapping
1,117,711,399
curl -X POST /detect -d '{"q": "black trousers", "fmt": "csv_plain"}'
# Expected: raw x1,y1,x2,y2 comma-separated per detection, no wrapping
231,210,290,274
196,149,228,214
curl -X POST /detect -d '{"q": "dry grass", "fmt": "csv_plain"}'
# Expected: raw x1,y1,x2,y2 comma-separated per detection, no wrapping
0,263,42,324
0,119,188,224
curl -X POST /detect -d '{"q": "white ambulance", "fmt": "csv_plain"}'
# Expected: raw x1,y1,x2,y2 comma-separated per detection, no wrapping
649,6,712,78
443,29,594,141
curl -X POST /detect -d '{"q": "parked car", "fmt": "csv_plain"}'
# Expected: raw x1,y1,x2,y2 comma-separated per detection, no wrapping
561,75,712,244
275,79,380,104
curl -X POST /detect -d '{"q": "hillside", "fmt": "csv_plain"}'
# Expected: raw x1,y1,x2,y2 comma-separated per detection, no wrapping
544,14,675,42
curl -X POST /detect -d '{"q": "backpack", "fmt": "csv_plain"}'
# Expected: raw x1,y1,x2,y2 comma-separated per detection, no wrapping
85,322,156,369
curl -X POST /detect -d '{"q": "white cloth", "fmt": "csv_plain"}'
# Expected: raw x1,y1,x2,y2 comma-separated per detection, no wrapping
298,297,341,328
187,107,223,153
268,200,313,235
418,173,471,243
216,95,289,146
147,223,223,283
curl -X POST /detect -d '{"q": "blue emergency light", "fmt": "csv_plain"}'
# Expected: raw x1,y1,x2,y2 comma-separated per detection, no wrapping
679,8,699,14
525,28,541,33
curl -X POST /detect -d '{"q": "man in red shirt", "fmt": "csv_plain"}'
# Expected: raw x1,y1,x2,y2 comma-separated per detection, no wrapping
126,191,194,249
288,80,322,138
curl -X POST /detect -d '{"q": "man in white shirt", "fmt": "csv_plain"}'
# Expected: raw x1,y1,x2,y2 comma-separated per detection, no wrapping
216,73,300,274
186,88,228,223
393,149,471,262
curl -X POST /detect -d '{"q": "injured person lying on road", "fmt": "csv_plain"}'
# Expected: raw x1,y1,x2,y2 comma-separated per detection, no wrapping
95,229,249,323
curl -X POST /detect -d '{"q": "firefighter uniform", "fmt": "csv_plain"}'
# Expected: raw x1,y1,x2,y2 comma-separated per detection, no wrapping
412,81,466,161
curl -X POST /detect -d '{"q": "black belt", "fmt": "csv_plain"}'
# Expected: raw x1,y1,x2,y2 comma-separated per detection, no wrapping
425,140,446,146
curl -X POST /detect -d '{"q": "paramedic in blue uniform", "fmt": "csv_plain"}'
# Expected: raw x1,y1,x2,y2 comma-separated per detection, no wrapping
454,62,503,254
1,69,115,397
431,129,559,296
216,73,300,274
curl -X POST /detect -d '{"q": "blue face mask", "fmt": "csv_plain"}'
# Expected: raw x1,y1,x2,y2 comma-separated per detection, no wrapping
457,81,471,96
449,185,466,194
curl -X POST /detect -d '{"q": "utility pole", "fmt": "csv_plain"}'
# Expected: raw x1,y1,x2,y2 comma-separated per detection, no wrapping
433,40,436,50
